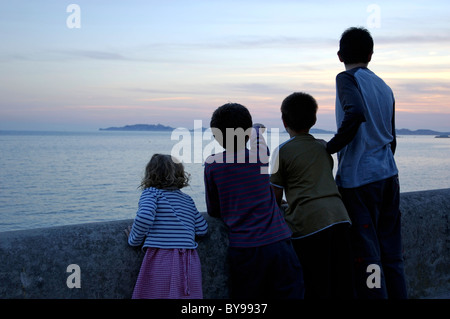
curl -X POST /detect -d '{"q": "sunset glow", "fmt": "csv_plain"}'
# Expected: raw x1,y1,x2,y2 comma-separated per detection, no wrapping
1,0,450,132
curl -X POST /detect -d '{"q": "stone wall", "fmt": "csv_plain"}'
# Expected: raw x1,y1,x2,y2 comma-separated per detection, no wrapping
0,188,449,299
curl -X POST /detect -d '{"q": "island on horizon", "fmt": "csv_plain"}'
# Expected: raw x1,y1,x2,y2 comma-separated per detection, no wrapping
99,124,173,131
99,124,450,136
99,123,335,134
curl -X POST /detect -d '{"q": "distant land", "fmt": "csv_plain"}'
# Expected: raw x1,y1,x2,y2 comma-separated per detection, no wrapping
99,124,173,131
395,128,450,136
99,124,335,134
99,124,450,136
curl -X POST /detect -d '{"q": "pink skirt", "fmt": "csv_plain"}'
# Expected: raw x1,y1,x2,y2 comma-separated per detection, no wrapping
132,247,203,299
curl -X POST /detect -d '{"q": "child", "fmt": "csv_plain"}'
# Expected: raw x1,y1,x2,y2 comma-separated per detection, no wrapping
270,92,354,299
204,103,304,299
126,154,208,299
326,27,407,299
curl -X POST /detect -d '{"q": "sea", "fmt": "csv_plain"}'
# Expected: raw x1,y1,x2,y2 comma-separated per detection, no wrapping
0,130,449,233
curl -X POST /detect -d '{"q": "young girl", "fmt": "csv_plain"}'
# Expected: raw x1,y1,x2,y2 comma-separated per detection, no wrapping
126,154,208,299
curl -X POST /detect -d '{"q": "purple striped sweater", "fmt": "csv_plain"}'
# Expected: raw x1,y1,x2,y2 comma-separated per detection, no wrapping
204,144,292,248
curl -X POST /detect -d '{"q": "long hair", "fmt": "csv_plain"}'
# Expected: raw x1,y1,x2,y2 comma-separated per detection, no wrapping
139,154,190,190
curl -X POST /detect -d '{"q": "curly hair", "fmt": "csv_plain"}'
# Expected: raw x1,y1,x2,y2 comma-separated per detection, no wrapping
139,154,190,190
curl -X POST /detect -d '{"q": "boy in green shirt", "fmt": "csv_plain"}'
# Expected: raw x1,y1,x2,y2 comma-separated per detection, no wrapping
270,92,354,299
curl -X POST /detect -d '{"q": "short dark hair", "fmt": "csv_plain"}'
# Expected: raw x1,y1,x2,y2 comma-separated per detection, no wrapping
339,27,374,64
281,92,318,132
210,103,253,151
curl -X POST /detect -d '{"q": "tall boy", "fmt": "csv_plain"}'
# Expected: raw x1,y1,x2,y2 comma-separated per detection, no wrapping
270,92,353,299
204,103,304,299
326,27,407,299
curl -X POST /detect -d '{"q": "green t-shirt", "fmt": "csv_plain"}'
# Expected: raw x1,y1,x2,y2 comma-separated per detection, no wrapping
270,133,350,238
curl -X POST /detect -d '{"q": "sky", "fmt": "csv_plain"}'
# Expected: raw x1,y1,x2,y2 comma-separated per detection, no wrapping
1,0,450,132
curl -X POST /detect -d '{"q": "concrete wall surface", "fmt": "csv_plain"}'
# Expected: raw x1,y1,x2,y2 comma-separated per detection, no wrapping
0,188,449,299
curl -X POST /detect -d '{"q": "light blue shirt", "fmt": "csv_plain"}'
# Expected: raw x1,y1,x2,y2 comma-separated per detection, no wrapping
335,67,398,188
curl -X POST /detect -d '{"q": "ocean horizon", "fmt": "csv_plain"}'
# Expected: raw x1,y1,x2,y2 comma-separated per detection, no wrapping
0,130,449,233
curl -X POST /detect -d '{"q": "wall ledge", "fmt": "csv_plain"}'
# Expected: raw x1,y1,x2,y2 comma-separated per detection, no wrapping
1,188,449,299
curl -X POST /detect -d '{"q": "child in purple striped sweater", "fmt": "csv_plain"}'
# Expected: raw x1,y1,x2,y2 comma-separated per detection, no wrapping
204,103,304,299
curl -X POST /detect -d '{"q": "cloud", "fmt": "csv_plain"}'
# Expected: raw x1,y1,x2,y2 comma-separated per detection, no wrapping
223,83,287,95
0,49,129,63
376,34,450,46
123,87,198,95
197,36,336,50
390,79,450,94
58,50,128,61
137,97,194,102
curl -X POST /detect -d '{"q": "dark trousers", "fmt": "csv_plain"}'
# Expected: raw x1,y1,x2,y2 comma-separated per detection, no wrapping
228,239,305,299
292,222,355,299
339,175,408,299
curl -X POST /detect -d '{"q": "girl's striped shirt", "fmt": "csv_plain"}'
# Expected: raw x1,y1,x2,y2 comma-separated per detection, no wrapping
128,187,208,249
